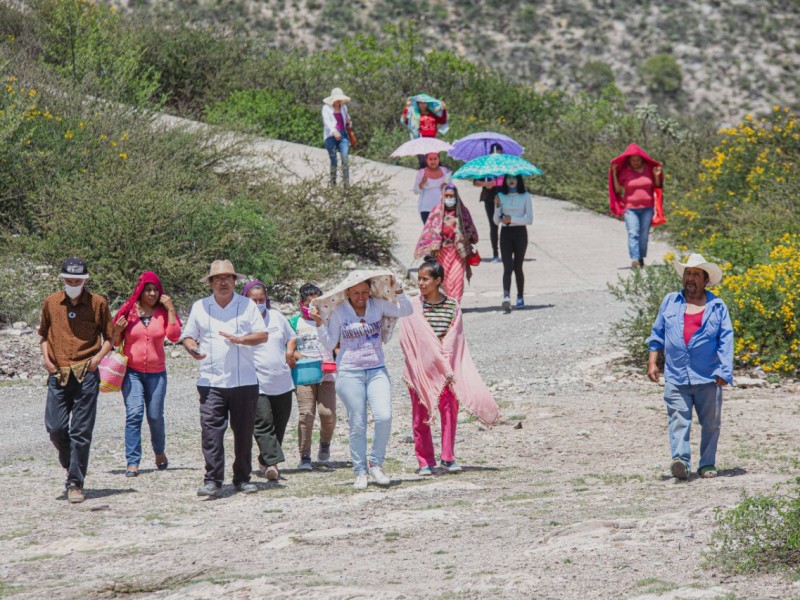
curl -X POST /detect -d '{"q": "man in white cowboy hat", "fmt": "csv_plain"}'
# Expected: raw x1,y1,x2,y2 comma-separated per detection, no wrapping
39,257,114,503
182,260,268,497
321,87,352,186
646,253,734,481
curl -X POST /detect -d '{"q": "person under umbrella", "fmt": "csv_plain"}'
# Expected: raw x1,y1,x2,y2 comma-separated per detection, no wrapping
472,143,504,263
494,175,533,313
413,152,451,224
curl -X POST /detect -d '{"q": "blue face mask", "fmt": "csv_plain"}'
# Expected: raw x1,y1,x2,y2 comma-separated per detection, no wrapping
255,303,268,315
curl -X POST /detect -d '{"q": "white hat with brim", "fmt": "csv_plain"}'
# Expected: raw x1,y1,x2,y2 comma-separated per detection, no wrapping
673,253,723,287
199,260,247,283
323,88,351,106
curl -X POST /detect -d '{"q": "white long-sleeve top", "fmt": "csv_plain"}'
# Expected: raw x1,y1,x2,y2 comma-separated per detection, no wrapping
494,191,533,226
413,167,452,214
317,294,413,371
322,103,351,141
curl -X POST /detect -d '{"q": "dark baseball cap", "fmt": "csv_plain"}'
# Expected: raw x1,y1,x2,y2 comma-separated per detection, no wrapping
59,257,89,280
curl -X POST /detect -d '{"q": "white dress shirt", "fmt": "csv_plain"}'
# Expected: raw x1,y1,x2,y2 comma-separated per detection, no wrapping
182,293,268,388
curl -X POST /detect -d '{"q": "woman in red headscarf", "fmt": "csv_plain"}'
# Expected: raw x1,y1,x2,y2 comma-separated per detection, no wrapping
111,272,181,477
609,143,664,269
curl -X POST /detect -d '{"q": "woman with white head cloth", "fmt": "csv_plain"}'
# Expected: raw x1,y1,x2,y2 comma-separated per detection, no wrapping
321,87,353,186
309,271,413,490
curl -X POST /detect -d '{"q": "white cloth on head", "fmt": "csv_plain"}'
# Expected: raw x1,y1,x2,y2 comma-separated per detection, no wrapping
310,269,406,343
253,309,296,395
181,293,268,388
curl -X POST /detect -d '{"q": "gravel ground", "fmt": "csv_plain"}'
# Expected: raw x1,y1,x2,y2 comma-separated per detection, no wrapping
1,284,798,600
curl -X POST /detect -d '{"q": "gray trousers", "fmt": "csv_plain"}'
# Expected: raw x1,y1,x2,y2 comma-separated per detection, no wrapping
45,370,99,489
197,385,258,486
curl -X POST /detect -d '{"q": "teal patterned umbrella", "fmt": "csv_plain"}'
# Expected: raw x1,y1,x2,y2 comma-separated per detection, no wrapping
452,154,542,179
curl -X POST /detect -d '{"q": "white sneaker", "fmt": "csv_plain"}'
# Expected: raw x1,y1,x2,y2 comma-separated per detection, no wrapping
353,473,368,490
368,465,391,486
502,296,511,313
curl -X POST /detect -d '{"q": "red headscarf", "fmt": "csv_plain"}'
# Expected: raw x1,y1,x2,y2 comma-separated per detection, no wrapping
608,144,665,226
113,271,180,325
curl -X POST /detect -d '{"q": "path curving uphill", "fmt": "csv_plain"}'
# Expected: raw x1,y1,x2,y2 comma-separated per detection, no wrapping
0,122,789,600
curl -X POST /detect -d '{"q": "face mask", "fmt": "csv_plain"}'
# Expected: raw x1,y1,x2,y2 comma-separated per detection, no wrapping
300,303,311,320
444,197,457,208
255,303,268,315
64,283,84,299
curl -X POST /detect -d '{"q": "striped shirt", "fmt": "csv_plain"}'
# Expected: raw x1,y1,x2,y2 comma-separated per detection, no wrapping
422,297,457,339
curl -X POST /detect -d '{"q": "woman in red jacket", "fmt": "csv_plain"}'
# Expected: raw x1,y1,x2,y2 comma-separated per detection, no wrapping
112,271,181,477
402,95,448,168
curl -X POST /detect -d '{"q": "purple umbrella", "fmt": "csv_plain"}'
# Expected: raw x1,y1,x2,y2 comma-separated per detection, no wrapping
448,132,524,162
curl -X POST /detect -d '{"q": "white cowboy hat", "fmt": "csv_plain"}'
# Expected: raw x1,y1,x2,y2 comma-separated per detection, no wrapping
199,259,247,283
673,253,723,287
323,87,351,106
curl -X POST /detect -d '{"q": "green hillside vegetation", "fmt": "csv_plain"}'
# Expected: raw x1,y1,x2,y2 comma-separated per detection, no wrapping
2,0,800,382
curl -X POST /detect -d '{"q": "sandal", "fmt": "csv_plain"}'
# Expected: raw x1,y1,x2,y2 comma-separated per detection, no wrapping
125,466,139,478
670,458,689,480
698,465,719,478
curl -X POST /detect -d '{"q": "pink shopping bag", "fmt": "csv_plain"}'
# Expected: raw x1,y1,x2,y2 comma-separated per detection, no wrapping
98,348,128,393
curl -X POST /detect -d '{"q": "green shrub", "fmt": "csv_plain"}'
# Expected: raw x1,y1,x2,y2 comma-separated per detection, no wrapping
708,477,800,574
579,61,615,95
607,264,681,364
640,53,683,98
205,88,319,144
34,0,160,106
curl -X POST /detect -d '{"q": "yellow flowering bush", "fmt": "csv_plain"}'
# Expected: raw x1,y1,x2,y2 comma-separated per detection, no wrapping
669,108,800,272
719,234,800,375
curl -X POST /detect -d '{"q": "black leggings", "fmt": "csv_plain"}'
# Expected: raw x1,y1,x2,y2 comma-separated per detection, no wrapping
500,226,528,297
480,188,499,258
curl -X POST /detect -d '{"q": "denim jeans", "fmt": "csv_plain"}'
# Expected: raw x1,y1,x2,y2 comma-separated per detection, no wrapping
121,368,167,467
45,370,99,489
324,135,350,184
664,381,723,471
335,367,392,475
623,207,654,261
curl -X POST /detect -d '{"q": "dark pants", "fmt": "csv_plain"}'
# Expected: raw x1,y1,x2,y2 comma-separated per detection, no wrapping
254,391,293,467
45,370,99,489
480,187,500,258
500,226,528,297
197,385,258,486
420,211,430,224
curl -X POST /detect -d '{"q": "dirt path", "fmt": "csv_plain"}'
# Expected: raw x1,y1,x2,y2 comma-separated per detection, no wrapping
0,128,794,599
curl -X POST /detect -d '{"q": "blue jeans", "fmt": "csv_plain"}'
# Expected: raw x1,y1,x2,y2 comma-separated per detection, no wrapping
324,135,350,184
122,369,167,467
664,381,723,471
335,367,392,475
624,207,654,261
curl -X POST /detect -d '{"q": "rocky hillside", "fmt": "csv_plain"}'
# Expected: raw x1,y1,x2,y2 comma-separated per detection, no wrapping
116,0,798,123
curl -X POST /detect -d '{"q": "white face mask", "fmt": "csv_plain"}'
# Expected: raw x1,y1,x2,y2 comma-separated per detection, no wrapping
64,283,84,299
255,303,268,315
444,197,457,208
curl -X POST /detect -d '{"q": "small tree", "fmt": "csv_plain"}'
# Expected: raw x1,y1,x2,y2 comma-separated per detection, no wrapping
640,53,683,98
579,60,615,95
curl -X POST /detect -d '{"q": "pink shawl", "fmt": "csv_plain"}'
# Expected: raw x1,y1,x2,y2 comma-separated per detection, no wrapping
399,296,499,426
415,188,479,261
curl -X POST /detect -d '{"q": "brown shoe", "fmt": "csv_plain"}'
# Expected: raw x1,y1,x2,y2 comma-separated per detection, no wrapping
266,465,279,481
67,487,85,504
631,260,640,269
155,454,168,471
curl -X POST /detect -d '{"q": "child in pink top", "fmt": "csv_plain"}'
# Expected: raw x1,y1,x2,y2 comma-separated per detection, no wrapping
112,271,181,476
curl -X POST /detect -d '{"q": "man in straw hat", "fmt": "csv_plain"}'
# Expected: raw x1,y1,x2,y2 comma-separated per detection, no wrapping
646,253,734,481
182,260,268,497
321,87,352,186
39,257,114,503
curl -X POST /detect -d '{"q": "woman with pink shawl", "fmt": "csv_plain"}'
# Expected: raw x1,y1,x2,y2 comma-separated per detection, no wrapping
414,184,479,303
399,256,499,476
608,143,665,269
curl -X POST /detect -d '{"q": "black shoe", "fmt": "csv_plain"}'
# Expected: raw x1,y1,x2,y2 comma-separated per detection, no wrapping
197,481,221,497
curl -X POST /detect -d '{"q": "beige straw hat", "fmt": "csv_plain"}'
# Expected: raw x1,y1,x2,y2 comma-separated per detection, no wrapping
199,260,246,283
323,87,351,106
673,253,724,287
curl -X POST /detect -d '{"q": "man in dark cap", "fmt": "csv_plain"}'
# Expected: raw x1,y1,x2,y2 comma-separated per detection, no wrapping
39,258,113,503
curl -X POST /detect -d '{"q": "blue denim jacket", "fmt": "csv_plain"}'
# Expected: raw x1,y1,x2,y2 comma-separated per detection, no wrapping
647,290,734,385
